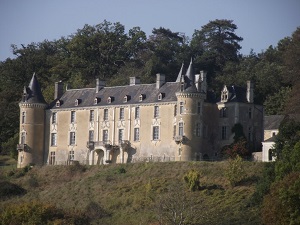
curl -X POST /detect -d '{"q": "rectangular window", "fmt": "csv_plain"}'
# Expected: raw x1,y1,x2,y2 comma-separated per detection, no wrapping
248,127,252,141
50,151,55,165
103,130,108,143
104,109,108,121
90,110,94,122
221,126,227,140
69,150,74,161
179,122,184,136
89,130,94,142
154,106,159,118
173,125,176,137
135,107,140,119
220,107,227,118
248,107,252,119
153,126,159,140
197,102,201,114
120,108,125,120
71,111,76,123
196,123,201,137
51,133,57,146
118,129,124,142
179,102,184,114
134,128,140,141
70,132,76,145
174,105,177,116
21,132,26,144
22,112,25,124
52,112,57,124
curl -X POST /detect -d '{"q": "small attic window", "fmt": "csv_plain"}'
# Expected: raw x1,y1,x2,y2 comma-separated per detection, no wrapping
107,96,114,104
158,93,165,101
56,100,61,107
94,97,101,105
124,95,130,103
139,94,145,102
221,91,228,102
75,99,81,106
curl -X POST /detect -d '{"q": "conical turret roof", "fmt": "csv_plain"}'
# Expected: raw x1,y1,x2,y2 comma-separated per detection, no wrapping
185,58,194,82
176,63,184,82
22,73,46,104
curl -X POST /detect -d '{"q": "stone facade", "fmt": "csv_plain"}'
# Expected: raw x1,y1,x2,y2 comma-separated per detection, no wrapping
17,62,264,168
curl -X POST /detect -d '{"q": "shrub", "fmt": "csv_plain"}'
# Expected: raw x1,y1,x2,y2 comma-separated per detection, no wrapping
183,169,201,191
0,181,26,199
225,155,246,187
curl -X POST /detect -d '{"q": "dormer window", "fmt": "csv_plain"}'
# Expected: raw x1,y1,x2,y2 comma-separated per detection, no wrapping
158,93,165,101
94,97,101,105
221,91,228,102
139,94,145,102
107,96,114,104
75,99,81,106
123,95,130,103
56,100,61,107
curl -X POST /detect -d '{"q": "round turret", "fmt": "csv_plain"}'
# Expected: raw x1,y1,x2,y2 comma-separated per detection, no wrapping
17,73,47,168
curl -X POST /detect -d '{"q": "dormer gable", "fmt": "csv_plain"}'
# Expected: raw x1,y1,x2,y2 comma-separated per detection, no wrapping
56,100,62,107
123,95,131,103
221,86,229,102
75,98,81,106
158,92,165,101
94,97,101,105
139,94,145,102
107,96,114,104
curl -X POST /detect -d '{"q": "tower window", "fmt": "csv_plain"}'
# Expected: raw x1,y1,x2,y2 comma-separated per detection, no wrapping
197,102,201,114
248,107,252,119
220,107,227,118
196,123,201,137
70,132,76,145
179,102,184,114
52,112,57,124
21,112,25,124
51,133,57,146
20,131,26,144
154,106,159,118
179,122,184,136
153,126,159,140
71,111,76,123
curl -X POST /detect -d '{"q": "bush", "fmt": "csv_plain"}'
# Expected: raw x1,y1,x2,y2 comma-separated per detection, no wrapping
183,169,201,191
0,181,26,199
225,156,246,187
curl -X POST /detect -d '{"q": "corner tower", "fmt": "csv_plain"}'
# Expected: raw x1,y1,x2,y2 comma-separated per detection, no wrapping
175,59,206,161
17,73,47,168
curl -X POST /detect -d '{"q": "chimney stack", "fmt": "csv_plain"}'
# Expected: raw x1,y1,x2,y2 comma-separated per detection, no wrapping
130,77,141,86
200,71,207,93
96,78,105,93
247,80,254,103
156,74,165,89
54,81,64,100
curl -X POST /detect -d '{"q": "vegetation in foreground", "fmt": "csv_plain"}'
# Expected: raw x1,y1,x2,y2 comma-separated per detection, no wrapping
0,160,264,225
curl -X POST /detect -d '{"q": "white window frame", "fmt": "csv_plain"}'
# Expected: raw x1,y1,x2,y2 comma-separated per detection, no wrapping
89,130,94,142
50,151,55,165
51,133,57,146
104,109,108,121
69,150,75,161
120,108,125,120
71,111,76,123
70,132,76,145
135,107,140,119
134,128,140,141
52,112,57,124
153,126,159,141
21,111,25,124
20,131,26,144
179,102,184,114
103,130,109,143
179,122,184,136
154,106,159,118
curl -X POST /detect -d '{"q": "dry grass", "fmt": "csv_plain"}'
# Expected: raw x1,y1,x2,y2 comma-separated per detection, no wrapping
0,161,265,225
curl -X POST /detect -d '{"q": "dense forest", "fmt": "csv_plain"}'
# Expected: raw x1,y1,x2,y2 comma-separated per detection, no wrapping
0,19,299,156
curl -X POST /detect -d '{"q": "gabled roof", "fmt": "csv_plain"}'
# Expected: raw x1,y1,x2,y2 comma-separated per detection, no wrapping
220,85,247,103
49,82,181,109
22,73,46,104
264,115,285,130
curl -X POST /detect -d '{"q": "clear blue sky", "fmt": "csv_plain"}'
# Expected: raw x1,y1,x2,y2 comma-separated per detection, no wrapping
0,0,299,61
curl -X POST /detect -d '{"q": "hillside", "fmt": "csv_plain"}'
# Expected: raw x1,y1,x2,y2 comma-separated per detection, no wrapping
0,161,264,225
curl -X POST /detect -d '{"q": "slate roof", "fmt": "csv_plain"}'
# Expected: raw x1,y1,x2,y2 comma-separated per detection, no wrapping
264,115,285,130
226,85,247,102
21,73,46,104
264,135,277,142
50,82,182,109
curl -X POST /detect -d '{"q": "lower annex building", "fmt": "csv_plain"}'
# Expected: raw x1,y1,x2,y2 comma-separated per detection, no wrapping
17,61,263,168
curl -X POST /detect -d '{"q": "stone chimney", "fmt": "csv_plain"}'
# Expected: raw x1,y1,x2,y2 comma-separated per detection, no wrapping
130,77,141,86
247,80,254,103
200,71,207,93
96,78,105,93
54,81,64,100
156,73,165,89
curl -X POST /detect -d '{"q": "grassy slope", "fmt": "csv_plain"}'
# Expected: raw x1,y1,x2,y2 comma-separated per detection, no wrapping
0,161,264,225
